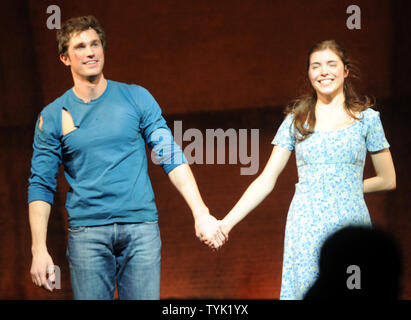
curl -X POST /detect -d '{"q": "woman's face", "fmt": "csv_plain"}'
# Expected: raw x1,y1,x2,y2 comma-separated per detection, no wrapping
308,48,349,99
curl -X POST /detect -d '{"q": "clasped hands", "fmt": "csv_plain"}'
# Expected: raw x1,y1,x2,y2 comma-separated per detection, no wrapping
195,213,230,250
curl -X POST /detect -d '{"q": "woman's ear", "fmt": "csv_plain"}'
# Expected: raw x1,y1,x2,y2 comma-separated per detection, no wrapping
344,65,349,78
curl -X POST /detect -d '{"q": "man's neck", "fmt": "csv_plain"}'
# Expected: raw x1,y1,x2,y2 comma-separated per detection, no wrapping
72,73,107,103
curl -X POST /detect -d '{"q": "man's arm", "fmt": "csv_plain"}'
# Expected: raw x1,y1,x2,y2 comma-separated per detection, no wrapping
28,112,62,291
130,87,226,248
167,163,227,249
29,200,55,291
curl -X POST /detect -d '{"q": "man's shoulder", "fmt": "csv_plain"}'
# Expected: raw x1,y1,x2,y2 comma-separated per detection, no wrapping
109,79,150,96
108,80,156,112
41,89,71,116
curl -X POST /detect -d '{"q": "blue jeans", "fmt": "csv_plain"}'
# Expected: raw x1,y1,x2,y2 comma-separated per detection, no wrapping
67,222,161,300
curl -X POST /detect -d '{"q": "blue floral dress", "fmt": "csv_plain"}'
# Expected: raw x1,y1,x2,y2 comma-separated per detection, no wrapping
272,108,390,300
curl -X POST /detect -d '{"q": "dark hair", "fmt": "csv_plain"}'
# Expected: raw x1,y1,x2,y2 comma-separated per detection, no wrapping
286,40,374,141
56,15,106,57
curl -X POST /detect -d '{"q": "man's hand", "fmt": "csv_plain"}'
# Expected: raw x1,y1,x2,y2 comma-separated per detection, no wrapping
30,250,56,292
195,213,228,250
167,164,228,250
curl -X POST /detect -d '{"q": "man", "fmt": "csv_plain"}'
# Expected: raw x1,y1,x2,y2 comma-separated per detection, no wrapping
28,15,226,299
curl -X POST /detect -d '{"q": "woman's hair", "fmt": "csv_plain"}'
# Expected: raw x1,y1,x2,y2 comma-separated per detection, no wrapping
56,15,106,57
286,40,374,141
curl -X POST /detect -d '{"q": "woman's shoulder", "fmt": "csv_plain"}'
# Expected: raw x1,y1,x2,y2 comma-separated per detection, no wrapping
282,111,295,122
359,107,382,122
357,107,387,136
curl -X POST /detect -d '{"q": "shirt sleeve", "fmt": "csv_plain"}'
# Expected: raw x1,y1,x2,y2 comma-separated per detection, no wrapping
130,85,187,174
28,111,62,205
271,113,296,151
364,108,390,152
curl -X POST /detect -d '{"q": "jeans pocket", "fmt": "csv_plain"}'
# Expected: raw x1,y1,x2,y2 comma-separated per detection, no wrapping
68,226,87,233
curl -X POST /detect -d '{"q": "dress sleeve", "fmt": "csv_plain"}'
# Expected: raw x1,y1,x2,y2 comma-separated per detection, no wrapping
271,113,296,151
364,109,390,152
28,112,62,205
130,85,187,174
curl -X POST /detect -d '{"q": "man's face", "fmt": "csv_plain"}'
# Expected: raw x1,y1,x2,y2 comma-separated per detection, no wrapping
60,28,105,80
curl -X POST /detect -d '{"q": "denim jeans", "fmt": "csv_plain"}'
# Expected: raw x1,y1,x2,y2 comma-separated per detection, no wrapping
67,222,161,300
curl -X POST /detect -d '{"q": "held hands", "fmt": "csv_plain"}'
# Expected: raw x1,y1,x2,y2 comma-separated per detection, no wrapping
194,213,229,250
194,213,231,250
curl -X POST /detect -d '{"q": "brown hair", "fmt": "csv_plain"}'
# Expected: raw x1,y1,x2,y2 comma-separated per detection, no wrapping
286,40,373,141
56,15,106,57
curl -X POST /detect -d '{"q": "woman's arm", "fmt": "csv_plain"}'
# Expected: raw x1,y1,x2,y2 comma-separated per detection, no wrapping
363,148,396,193
220,145,292,234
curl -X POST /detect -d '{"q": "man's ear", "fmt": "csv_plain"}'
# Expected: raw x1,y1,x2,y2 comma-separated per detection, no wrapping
60,53,71,66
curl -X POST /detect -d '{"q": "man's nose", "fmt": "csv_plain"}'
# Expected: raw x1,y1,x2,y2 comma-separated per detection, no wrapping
85,45,95,57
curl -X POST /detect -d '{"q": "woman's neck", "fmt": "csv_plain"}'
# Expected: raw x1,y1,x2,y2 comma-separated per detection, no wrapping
316,91,345,111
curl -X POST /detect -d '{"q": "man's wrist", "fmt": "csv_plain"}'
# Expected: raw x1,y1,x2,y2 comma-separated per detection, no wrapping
31,245,48,256
192,206,211,221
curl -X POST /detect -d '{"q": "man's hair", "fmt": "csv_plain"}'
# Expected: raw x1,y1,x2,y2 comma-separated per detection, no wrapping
56,15,106,57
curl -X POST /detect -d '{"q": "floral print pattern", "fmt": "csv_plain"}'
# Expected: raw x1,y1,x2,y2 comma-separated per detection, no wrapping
272,108,390,300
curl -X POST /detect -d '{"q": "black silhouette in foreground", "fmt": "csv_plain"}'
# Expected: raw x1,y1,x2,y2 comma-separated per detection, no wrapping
304,226,402,300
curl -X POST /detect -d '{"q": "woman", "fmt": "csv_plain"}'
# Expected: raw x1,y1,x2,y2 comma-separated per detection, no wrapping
218,40,396,300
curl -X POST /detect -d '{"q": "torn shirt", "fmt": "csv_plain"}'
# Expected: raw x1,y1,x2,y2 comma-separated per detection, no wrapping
28,80,186,227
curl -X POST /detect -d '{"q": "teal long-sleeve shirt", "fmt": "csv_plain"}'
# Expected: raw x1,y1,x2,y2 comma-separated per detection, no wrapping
28,80,187,227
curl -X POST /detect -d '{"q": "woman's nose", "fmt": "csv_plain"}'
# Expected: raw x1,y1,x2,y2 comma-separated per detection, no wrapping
320,66,329,76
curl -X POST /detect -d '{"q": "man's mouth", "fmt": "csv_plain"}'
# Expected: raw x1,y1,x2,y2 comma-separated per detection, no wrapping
84,60,98,65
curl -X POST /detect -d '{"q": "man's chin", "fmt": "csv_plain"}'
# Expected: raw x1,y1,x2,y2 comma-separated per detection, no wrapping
83,71,103,83
86,74,99,82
